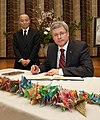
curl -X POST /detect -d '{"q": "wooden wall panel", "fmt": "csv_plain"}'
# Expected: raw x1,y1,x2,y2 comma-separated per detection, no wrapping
0,0,99,57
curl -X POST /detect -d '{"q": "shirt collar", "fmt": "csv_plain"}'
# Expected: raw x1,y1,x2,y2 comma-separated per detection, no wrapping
23,27,29,35
58,40,69,51
23,27,29,32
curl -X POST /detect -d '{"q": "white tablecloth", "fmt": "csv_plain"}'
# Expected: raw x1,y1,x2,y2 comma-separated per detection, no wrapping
0,68,100,120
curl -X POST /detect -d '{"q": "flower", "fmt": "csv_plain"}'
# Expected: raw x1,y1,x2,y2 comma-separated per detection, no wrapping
31,10,61,44
41,26,52,44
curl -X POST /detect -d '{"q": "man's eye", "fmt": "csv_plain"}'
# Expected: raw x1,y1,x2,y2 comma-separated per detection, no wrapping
60,32,64,35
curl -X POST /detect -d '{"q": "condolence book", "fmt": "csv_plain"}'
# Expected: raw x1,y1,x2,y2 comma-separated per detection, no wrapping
25,73,84,81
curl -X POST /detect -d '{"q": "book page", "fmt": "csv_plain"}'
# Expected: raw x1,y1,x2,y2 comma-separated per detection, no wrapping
52,75,84,81
25,73,53,80
25,73,84,81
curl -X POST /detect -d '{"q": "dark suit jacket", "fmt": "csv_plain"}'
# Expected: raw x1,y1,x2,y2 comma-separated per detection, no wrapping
13,28,40,70
39,39,94,77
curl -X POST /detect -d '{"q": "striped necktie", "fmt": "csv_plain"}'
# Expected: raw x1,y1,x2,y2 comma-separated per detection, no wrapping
59,49,65,68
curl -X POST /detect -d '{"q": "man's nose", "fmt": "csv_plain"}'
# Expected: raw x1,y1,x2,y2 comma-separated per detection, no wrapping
57,34,61,39
23,21,26,24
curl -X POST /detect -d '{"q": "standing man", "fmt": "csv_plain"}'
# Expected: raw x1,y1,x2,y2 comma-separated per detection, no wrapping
13,13,40,70
31,21,94,77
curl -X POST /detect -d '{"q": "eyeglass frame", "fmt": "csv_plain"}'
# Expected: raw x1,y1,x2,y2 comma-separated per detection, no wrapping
52,31,67,38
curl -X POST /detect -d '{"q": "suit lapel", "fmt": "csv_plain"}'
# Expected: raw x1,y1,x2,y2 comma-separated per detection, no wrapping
21,28,32,48
52,44,58,68
54,46,58,68
66,40,73,66
18,30,26,48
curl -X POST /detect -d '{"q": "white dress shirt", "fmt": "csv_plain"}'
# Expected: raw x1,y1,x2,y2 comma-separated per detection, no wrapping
57,41,69,75
23,27,29,36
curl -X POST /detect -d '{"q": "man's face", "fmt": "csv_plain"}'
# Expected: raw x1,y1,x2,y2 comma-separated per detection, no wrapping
51,26,69,47
19,14,30,29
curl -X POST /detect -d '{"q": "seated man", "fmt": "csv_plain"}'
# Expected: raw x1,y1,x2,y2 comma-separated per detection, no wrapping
31,21,94,77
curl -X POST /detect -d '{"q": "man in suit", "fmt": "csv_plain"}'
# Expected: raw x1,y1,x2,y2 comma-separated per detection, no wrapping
13,13,40,70
31,21,94,77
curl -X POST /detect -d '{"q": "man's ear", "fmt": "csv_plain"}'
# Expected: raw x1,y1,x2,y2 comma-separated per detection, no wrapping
67,32,69,37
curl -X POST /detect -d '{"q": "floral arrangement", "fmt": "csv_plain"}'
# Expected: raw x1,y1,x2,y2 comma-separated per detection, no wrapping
31,10,61,44
0,76,100,117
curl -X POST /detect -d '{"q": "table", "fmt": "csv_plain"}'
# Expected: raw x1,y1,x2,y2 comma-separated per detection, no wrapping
0,68,100,120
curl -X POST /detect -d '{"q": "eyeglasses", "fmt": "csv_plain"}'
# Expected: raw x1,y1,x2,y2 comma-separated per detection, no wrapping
52,32,67,38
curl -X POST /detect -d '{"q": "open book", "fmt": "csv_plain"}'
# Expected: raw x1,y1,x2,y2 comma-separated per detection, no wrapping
25,73,84,81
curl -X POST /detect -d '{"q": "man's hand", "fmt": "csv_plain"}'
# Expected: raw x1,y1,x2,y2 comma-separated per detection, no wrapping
31,65,39,74
20,59,30,67
45,69,59,76
20,59,27,67
25,59,30,65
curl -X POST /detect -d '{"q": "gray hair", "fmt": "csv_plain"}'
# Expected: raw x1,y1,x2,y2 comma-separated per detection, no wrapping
50,21,69,33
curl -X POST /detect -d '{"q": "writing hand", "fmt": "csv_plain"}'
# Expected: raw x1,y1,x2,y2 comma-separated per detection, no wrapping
31,65,39,74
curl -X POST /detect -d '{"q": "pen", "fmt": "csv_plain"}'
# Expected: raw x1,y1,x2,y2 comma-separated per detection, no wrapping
34,66,36,71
